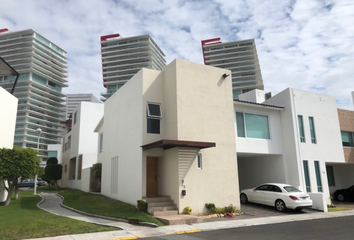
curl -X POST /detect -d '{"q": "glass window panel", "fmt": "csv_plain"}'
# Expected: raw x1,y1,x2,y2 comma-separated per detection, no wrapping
314,161,322,192
147,118,160,134
48,151,57,158
298,115,305,142
309,117,316,144
100,133,103,152
147,103,161,117
245,113,270,139
326,165,335,186
236,112,245,137
303,160,311,192
197,154,202,169
341,131,354,147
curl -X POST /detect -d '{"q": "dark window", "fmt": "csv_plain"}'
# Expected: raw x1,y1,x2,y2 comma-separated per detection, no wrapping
147,104,161,118
269,185,282,192
147,118,160,134
256,185,269,191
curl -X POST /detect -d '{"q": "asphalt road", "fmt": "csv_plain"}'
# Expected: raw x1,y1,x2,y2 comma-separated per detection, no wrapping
145,215,354,240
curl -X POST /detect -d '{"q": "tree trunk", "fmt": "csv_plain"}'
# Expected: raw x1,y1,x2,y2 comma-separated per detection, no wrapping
4,183,15,206
15,183,19,200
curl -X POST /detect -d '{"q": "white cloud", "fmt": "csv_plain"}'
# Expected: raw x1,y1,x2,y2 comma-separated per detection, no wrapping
0,0,353,109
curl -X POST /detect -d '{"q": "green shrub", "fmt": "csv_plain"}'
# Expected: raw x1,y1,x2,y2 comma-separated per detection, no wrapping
184,206,192,215
224,204,238,213
137,200,148,212
214,207,224,214
205,203,216,214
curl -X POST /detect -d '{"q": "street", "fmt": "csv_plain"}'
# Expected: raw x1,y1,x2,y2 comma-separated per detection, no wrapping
144,215,354,240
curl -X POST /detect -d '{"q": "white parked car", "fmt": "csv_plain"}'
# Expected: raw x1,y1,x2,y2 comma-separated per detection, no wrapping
240,183,313,212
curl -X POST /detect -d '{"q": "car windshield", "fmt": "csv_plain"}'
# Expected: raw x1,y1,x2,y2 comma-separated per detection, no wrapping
283,186,302,192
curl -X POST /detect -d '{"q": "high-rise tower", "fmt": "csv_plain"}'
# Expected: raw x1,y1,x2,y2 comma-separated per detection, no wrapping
201,38,264,99
100,33,166,101
0,29,68,163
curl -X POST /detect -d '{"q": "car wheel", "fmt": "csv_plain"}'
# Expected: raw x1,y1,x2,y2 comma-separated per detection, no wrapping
240,193,248,204
275,199,286,212
337,194,345,202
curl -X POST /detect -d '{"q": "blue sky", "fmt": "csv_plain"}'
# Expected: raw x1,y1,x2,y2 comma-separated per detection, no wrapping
1,0,353,109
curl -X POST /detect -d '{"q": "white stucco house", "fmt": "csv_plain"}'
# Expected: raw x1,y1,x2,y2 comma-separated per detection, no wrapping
96,59,239,218
235,88,351,211
61,102,104,191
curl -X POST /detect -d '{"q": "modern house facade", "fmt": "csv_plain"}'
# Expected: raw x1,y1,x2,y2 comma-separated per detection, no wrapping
100,33,166,101
0,28,68,164
61,102,104,191
97,59,239,215
201,38,264,99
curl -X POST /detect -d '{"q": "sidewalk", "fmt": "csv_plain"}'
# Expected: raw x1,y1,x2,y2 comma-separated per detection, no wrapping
29,192,354,240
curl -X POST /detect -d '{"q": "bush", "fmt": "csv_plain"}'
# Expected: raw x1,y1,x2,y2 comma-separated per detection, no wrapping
214,207,225,214
137,200,148,212
92,163,102,178
224,204,238,213
184,206,192,215
47,157,58,165
205,203,216,214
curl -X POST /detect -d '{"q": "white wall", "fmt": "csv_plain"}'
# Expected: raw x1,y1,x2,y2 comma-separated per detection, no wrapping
81,168,91,192
0,87,17,202
102,69,160,205
238,155,286,190
0,87,17,148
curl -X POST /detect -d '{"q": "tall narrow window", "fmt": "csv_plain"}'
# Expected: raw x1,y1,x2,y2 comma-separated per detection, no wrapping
314,161,322,192
196,154,202,169
68,136,71,150
74,111,78,124
309,117,316,144
326,165,335,186
303,160,311,192
147,103,161,134
298,115,305,142
100,133,103,153
236,112,245,137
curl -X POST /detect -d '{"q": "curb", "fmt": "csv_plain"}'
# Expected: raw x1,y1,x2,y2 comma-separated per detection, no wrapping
55,193,159,228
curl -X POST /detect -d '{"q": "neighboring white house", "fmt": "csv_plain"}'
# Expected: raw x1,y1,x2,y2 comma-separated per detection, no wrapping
0,86,18,202
61,102,104,191
97,59,239,216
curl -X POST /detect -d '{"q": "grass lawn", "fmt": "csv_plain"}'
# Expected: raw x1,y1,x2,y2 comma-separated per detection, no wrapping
0,190,117,240
39,186,165,226
328,207,352,212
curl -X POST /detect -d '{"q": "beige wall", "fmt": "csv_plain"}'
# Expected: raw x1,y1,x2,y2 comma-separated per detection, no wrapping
338,109,354,163
160,59,239,214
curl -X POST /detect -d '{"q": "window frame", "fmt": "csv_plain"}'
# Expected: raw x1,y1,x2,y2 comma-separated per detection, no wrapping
303,160,311,192
147,103,162,134
314,161,323,192
236,111,270,140
309,117,316,144
298,115,305,143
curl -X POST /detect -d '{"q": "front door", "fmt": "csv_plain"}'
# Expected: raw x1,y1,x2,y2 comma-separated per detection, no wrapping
146,157,158,197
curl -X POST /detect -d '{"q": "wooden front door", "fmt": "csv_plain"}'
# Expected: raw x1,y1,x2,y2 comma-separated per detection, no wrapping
146,157,158,197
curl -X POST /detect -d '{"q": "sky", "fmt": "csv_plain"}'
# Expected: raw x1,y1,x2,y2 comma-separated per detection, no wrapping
1,0,354,109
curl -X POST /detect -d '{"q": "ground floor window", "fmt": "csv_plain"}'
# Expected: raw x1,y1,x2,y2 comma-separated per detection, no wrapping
326,166,335,186
303,160,311,192
314,161,322,192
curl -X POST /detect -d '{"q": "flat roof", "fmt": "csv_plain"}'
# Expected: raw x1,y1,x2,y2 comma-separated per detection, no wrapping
234,99,284,110
141,139,216,151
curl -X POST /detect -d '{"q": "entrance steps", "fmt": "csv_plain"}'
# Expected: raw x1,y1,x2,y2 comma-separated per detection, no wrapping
145,196,203,225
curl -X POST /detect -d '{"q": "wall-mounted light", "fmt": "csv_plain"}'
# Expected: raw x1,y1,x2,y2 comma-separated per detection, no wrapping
222,73,230,78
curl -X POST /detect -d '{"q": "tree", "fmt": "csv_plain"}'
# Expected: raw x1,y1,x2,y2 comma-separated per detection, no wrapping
44,157,62,190
0,146,40,206
92,163,102,192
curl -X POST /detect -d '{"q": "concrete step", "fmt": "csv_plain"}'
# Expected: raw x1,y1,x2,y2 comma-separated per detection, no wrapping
150,206,176,212
156,215,203,225
148,201,174,207
145,197,171,203
152,210,179,217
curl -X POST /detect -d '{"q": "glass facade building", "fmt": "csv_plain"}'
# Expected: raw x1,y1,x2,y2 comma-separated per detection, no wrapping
201,38,264,99
0,29,68,163
100,33,166,101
